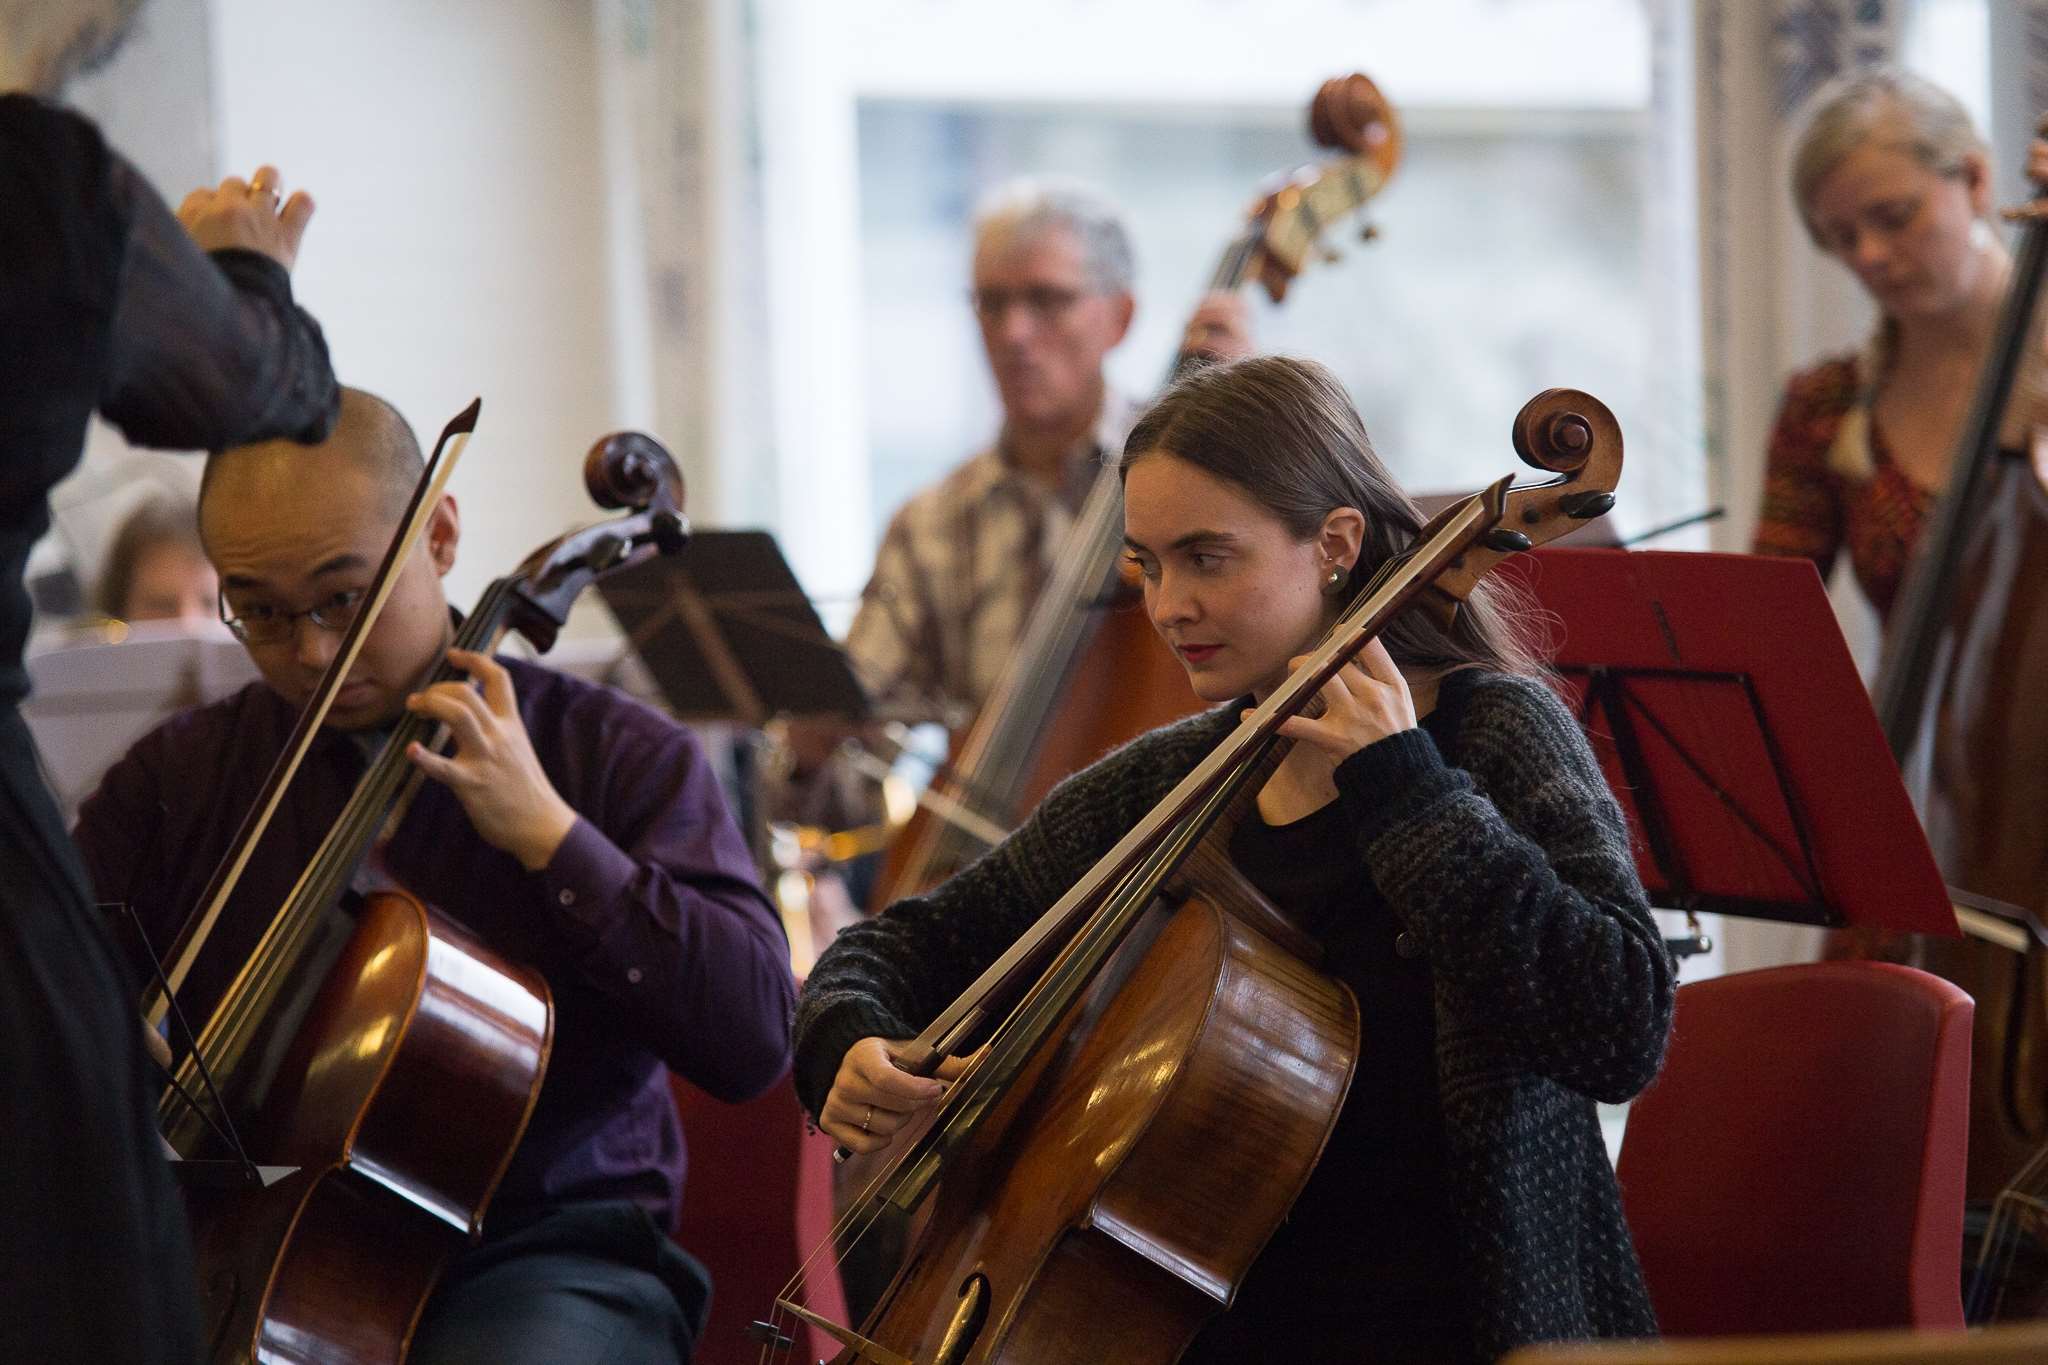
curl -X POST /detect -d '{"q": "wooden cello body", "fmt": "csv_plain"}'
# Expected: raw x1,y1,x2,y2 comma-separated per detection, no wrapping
867,73,1403,912
190,893,551,1363
853,882,1357,1363
1910,456,2048,1202
154,420,691,1362
773,391,1624,1364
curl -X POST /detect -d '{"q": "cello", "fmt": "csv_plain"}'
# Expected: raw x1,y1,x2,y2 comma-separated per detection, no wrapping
1873,177,2048,1319
762,387,1624,1363
865,73,1404,912
145,406,690,1362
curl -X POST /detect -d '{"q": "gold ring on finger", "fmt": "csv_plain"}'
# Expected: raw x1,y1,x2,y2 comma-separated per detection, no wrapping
861,1104,873,1134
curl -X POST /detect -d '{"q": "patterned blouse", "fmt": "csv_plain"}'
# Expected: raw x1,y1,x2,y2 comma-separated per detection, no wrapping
1752,354,1935,625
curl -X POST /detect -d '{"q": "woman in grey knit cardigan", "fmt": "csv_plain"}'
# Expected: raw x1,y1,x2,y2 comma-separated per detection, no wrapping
794,356,1676,1363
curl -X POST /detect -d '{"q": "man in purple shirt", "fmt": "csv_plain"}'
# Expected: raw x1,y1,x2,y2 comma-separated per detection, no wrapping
75,387,796,1364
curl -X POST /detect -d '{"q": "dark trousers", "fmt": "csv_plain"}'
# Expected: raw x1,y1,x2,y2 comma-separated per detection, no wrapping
0,718,201,1364
410,1201,711,1365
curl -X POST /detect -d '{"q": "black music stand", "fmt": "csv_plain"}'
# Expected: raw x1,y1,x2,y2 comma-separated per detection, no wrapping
1499,548,1956,938
595,529,868,726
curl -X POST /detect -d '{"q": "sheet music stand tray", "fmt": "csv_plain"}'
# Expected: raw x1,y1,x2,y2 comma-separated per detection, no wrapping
1501,548,1955,937
595,529,867,725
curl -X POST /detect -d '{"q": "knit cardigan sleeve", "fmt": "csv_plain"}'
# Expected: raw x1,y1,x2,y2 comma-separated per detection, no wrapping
791,709,1233,1117
1334,671,1674,1103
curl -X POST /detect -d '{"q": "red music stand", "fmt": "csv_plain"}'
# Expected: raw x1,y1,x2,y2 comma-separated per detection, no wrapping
1500,548,1955,938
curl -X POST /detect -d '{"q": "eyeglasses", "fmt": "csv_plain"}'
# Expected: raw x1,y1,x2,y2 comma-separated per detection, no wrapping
218,586,367,645
969,285,1089,326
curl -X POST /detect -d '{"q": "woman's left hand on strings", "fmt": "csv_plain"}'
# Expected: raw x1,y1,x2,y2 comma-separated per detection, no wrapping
405,648,579,872
1270,637,1417,760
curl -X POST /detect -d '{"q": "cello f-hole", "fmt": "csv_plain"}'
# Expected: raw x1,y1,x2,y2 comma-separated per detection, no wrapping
933,1272,991,1365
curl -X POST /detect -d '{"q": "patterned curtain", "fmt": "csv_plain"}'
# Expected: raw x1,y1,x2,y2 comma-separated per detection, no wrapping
1989,2,2048,209
596,0,777,530
1691,0,1903,552
1680,1,1904,977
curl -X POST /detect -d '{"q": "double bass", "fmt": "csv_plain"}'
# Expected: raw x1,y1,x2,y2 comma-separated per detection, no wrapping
145,407,689,1361
1874,182,2048,1320
762,389,1624,1363
866,72,1404,911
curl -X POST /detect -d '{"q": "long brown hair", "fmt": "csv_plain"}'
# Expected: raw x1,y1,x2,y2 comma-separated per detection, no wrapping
1119,355,1546,679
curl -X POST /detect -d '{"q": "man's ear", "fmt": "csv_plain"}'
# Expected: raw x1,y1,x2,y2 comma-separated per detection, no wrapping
426,494,460,577
1106,290,1136,348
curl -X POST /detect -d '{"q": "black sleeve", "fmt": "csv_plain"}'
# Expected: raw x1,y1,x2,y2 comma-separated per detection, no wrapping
97,152,340,450
1333,675,1675,1102
789,714,1224,1117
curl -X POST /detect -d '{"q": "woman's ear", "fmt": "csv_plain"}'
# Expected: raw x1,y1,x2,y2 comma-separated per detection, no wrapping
1317,506,1366,576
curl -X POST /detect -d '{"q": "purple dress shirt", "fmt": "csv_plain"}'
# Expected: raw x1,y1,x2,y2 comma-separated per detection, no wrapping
73,655,795,1230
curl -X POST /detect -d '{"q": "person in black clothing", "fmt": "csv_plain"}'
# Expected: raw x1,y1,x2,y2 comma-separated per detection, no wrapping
794,356,1674,1362
1,3,339,1359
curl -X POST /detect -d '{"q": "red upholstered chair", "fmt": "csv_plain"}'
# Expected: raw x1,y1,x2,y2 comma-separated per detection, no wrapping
1615,961,1971,1338
671,1071,849,1365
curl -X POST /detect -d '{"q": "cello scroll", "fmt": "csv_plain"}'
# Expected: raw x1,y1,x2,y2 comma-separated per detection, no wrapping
1427,387,1623,608
503,432,691,649
585,429,686,516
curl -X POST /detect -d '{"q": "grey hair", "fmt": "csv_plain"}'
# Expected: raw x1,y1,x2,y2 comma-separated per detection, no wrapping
972,178,1136,295
1790,67,1988,243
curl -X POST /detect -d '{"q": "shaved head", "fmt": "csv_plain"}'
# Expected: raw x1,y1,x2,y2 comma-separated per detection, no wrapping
199,386,460,731
200,386,421,544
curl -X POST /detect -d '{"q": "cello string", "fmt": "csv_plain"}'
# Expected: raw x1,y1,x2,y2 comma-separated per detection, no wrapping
208,584,516,1066
784,498,1489,1343
906,467,1125,880
793,723,1278,1360
774,197,1433,1342
816,526,1432,1259
163,440,487,1104
151,410,473,1033
818,839,1178,1267
901,216,1270,888
827,746,1249,1265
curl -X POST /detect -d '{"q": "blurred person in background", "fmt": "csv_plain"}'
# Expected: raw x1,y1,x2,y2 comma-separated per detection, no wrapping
95,494,216,625
845,178,1252,722
1754,69,2048,628
774,181,1252,895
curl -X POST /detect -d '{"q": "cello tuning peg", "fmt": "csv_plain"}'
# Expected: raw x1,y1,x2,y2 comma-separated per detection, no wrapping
583,532,629,573
1560,491,1616,520
1484,528,1533,553
651,509,690,554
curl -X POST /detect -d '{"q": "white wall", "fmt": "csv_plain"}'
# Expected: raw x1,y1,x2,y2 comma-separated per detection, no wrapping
205,0,628,613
